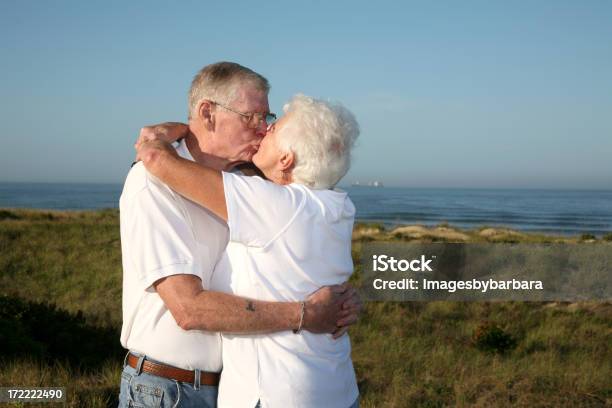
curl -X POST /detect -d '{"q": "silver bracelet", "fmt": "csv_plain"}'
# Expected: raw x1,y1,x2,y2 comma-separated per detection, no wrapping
293,301,305,334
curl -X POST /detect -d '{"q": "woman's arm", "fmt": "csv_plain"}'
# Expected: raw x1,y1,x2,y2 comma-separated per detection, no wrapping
137,140,228,221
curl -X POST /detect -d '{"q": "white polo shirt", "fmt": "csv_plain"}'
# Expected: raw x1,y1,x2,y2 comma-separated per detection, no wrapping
216,172,359,408
119,140,227,372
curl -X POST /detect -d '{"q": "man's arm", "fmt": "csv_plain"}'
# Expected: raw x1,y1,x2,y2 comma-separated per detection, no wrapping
155,274,352,334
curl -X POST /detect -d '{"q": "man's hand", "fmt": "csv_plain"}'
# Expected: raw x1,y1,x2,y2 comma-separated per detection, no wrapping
135,122,189,161
303,283,362,338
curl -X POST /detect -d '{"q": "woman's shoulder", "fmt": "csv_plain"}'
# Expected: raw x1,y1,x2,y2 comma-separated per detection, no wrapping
299,186,355,218
223,172,307,207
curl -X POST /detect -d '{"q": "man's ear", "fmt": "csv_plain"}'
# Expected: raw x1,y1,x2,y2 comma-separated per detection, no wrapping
279,151,295,172
197,100,215,129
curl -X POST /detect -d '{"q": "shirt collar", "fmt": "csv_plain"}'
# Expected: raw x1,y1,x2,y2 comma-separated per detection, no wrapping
174,138,195,162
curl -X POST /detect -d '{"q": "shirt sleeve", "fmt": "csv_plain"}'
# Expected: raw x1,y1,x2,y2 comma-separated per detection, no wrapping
121,175,204,290
222,172,304,247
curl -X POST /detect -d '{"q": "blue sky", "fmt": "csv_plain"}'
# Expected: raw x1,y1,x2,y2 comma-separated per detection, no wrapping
1,0,611,188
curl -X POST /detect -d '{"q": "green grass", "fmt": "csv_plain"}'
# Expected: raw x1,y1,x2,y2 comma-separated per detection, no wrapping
0,210,610,407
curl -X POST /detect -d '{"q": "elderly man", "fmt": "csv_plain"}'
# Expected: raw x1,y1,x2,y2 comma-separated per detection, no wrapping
118,62,360,408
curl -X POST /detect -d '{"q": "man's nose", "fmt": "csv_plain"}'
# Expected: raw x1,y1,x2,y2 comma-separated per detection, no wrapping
255,122,267,138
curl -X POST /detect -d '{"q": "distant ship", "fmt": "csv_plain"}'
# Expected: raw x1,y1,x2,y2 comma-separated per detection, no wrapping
351,181,384,187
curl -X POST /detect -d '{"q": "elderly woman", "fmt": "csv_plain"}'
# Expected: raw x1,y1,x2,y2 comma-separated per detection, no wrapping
137,94,360,408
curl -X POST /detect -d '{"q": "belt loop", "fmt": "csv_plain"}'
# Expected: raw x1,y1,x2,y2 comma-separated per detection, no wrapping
135,354,145,375
123,351,130,368
194,368,201,390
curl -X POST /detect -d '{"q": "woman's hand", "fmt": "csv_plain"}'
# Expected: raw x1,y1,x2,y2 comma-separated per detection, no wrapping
137,122,189,144
134,122,189,161
135,139,178,177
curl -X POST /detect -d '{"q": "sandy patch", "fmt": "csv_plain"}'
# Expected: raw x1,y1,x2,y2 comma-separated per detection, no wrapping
391,225,470,241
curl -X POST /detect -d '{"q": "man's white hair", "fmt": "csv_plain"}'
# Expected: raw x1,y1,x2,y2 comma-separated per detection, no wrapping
278,94,359,189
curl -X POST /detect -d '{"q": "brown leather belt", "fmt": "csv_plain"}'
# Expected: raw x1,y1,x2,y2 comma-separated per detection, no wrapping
127,353,220,386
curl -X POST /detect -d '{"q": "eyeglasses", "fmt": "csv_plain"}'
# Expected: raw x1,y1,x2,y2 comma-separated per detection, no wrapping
210,101,277,129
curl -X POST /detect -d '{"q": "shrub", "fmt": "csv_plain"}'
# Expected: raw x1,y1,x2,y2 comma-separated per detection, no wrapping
0,295,123,367
0,210,20,221
472,322,517,354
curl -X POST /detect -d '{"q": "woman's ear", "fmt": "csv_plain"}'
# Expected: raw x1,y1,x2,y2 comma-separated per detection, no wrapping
279,151,295,172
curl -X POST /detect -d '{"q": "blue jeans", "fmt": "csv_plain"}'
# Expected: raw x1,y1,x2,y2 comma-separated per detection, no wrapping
118,354,218,408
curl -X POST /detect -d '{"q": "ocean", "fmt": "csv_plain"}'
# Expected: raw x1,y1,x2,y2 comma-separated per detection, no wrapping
1,182,611,236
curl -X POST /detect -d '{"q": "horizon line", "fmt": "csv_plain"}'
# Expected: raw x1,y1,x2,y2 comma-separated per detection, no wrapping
1,180,611,192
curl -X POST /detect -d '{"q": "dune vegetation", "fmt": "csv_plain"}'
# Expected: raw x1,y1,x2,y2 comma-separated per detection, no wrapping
1,209,610,407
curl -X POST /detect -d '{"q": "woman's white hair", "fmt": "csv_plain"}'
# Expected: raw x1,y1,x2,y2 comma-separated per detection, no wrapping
278,94,359,189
